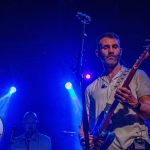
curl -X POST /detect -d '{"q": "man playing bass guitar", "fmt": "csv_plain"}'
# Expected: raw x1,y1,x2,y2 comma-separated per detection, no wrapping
79,32,150,150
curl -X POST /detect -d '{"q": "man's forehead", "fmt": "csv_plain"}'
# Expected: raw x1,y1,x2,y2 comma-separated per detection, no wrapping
99,37,120,45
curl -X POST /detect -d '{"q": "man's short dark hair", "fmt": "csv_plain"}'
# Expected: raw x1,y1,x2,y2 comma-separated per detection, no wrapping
97,32,120,50
23,111,39,123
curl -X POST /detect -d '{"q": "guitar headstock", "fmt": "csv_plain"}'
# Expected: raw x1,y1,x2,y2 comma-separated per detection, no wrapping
143,44,150,59
133,44,150,69
144,44,150,51
144,38,150,51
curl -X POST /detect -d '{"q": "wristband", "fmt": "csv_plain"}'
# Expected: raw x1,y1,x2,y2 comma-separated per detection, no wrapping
134,102,141,112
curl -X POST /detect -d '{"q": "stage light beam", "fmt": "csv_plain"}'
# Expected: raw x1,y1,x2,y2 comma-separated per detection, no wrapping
8,86,16,96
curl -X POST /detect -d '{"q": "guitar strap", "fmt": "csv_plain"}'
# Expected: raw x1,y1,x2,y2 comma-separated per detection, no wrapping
105,68,130,113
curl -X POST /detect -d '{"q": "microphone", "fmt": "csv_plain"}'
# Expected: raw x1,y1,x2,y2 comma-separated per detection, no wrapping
10,127,16,143
76,12,91,24
101,84,107,88
25,138,30,150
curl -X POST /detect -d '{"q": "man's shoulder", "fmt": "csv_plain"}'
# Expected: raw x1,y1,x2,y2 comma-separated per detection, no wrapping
37,133,51,149
121,66,149,80
136,69,147,74
86,77,102,91
13,134,25,143
38,132,51,141
135,69,149,79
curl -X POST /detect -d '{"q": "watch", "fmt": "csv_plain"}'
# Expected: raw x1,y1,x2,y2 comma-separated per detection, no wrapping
134,102,141,112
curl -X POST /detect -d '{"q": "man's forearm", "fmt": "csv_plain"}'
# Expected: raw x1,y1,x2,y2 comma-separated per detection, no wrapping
138,102,150,121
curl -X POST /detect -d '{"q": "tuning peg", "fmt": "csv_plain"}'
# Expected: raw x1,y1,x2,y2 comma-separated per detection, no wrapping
143,44,150,49
145,39,150,42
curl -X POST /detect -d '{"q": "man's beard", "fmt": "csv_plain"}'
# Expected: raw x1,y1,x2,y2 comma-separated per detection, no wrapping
104,55,120,68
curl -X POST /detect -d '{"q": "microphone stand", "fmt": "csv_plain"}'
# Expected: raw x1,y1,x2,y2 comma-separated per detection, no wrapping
76,12,91,150
8,127,16,150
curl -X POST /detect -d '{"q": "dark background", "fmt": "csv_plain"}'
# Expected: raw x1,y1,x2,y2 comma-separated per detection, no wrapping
0,0,150,149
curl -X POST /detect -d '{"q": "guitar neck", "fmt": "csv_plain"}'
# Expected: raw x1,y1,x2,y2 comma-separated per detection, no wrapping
122,67,137,87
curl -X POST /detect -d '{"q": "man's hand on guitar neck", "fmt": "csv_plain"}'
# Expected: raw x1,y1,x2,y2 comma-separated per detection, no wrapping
80,134,94,150
115,87,138,108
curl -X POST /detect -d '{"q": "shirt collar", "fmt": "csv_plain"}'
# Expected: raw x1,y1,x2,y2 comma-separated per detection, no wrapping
101,66,129,82
22,131,39,141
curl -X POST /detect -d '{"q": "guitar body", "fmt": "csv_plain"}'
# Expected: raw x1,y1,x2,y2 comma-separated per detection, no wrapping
93,133,108,150
91,109,114,150
93,129,115,150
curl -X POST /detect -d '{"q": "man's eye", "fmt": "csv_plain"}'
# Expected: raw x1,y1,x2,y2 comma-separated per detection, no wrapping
102,46,109,49
113,45,119,49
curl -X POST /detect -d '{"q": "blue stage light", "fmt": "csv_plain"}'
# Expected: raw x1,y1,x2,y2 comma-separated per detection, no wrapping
8,86,16,96
65,82,72,90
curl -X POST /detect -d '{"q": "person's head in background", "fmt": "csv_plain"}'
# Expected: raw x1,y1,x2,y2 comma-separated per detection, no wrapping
22,111,39,138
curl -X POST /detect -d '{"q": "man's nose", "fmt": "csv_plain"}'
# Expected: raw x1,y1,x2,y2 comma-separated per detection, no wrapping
108,46,114,53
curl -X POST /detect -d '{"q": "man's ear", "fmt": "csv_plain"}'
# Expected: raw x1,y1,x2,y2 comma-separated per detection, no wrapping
120,48,122,57
95,49,101,57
